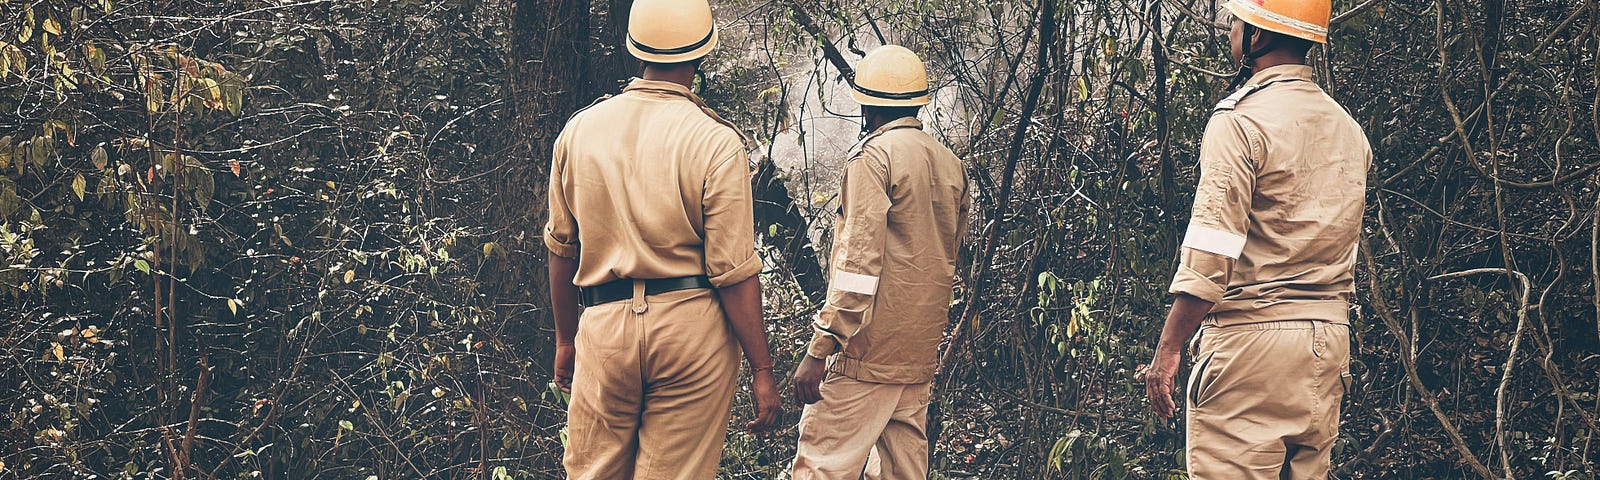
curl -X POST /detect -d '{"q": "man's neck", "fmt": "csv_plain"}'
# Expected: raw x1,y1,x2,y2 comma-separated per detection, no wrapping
1248,52,1307,76
863,113,912,133
641,63,696,89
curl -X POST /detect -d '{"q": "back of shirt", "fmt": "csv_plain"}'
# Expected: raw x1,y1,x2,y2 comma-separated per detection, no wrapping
807,118,971,384
544,79,763,289
1169,65,1371,326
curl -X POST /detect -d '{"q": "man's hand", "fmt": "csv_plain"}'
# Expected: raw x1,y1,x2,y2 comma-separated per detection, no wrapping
554,343,575,393
1146,293,1213,419
792,355,826,406
1143,349,1183,418
747,369,781,432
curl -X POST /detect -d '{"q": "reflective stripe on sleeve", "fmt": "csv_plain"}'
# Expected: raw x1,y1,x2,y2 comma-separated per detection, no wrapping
1182,225,1247,259
831,269,880,295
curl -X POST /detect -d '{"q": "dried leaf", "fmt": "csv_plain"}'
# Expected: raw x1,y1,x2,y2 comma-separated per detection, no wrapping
71,173,85,201
91,146,107,169
18,9,33,43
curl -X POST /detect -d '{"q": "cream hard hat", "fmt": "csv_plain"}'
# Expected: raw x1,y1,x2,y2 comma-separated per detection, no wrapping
850,45,931,107
626,0,719,63
1225,0,1331,44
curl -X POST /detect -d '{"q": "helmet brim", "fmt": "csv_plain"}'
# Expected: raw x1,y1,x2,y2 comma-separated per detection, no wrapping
851,89,931,107
627,28,719,64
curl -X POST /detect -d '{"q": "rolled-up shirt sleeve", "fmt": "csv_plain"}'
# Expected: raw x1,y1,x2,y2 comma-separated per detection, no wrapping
701,141,764,288
1170,113,1257,303
807,148,891,359
544,130,580,259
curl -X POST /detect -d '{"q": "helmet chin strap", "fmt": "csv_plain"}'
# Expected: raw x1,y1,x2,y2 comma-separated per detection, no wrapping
1229,24,1277,90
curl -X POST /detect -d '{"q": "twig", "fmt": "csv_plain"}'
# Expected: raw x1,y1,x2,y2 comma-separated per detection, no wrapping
780,0,855,80
1362,238,1499,479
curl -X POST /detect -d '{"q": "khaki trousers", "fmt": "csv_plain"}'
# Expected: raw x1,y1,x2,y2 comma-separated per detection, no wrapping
1186,320,1351,480
791,375,931,480
564,287,741,480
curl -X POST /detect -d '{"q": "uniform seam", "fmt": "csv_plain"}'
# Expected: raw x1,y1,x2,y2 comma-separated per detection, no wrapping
1233,115,1266,169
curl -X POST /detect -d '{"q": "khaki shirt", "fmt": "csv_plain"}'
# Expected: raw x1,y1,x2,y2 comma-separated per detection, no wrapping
806,118,971,384
544,79,763,289
1169,65,1371,326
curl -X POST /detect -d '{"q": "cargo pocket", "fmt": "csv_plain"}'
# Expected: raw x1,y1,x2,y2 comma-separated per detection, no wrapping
1188,352,1217,406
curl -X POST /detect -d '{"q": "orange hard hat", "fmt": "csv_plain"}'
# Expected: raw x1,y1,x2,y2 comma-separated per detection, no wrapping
1224,0,1331,44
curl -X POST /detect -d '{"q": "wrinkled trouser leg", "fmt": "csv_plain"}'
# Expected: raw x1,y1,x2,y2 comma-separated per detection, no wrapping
1186,320,1350,480
792,376,930,480
633,289,740,479
564,288,740,480
866,382,930,480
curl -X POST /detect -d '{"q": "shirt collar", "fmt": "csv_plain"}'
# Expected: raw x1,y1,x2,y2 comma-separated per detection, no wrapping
869,117,924,136
624,78,705,103
1246,64,1316,86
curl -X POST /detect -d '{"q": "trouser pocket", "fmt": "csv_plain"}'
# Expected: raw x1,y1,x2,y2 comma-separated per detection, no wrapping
1188,351,1217,406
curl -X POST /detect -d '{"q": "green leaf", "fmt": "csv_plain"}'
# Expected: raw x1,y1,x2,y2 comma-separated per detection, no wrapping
27,139,44,168
71,174,85,201
86,44,105,74
133,259,150,274
0,176,19,217
187,156,213,212
7,46,25,78
338,420,353,431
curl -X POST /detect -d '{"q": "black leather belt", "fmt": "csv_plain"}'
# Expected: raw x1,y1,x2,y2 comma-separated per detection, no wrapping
579,275,714,307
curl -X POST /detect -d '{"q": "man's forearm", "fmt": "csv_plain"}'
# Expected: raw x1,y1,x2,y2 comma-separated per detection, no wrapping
1156,293,1215,356
717,275,774,369
548,254,582,346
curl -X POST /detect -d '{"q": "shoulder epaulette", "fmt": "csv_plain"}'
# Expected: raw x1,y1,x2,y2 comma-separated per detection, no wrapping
567,94,612,121
843,135,871,162
1213,78,1307,112
1213,86,1258,112
846,122,921,161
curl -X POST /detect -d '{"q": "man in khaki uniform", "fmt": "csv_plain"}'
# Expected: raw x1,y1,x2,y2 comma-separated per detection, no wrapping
790,45,970,480
1143,0,1370,478
545,0,780,477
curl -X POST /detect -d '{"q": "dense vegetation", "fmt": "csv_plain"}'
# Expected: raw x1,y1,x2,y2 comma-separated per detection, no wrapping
1,0,1597,478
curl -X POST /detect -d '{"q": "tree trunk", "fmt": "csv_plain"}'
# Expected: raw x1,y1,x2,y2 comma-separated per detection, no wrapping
504,0,587,308
589,0,640,98
502,0,588,451
752,156,828,303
